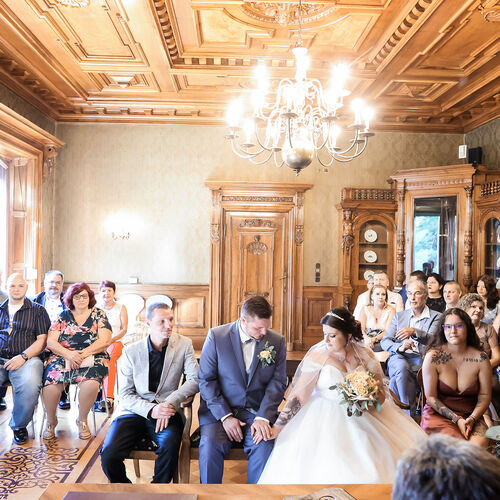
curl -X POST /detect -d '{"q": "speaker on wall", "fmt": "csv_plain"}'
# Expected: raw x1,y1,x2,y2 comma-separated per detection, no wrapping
468,147,482,165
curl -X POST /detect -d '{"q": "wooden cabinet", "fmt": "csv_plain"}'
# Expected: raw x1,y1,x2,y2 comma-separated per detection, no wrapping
475,181,500,281
390,164,500,292
338,165,500,310
337,188,396,310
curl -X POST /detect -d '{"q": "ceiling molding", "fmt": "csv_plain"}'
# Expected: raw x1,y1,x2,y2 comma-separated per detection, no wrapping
0,0,497,132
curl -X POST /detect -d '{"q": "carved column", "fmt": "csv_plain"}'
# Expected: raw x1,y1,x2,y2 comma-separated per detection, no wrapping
341,207,355,310
208,189,223,326
395,186,406,288
463,185,473,291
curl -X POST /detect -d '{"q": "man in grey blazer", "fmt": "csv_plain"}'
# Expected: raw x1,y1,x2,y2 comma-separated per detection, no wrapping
100,302,198,483
381,279,442,419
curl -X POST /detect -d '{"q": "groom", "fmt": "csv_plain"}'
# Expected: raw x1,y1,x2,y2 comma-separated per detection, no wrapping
198,295,287,483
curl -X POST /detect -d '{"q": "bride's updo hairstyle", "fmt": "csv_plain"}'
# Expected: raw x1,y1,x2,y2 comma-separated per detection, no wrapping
320,307,363,342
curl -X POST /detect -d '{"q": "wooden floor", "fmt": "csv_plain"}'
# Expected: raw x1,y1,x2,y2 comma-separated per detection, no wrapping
0,386,251,500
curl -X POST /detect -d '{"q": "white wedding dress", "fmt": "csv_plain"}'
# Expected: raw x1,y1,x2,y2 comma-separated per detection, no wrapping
258,361,426,484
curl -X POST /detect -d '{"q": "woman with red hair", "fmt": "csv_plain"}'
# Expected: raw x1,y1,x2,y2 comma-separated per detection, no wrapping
41,282,112,440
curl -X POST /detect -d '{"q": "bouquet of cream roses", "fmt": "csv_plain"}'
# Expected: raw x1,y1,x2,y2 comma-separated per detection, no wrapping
330,369,382,417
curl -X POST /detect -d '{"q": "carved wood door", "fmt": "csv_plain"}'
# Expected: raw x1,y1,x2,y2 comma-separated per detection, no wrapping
222,212,288,332
207,182,312,350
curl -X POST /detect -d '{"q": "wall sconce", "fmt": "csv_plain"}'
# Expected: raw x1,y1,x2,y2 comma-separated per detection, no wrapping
105,213,132,241
112,231,130,240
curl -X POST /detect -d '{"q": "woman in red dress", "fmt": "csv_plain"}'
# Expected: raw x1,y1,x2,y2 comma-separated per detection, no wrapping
420,308,491,448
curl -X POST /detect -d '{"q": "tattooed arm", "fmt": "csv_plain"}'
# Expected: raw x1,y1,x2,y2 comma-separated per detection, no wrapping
466,351,492,425
422,350,463,428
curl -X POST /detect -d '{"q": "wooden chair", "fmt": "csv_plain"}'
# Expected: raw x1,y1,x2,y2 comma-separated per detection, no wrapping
128,396,194,482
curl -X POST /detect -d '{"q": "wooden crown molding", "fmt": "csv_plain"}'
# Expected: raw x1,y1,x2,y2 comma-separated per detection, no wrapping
0,0,497,132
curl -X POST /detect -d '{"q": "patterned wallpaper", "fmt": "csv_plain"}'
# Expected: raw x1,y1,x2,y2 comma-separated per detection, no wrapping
0,82,55,134
51,123,464,286
465,117,500,169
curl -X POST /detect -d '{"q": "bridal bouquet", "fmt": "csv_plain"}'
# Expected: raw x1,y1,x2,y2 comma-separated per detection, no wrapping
330,370,382,417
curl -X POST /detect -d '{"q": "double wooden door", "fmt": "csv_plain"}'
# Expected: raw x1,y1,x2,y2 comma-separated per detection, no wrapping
222,211,288,333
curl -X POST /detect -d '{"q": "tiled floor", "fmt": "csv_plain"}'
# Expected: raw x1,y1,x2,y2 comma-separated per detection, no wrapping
0,387,248,499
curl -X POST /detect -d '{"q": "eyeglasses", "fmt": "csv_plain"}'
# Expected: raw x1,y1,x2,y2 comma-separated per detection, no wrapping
407,291,424,297
73,293,89,301
443,323,465,332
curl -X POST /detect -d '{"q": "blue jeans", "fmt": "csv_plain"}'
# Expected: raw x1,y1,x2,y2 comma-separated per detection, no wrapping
0,356,43,430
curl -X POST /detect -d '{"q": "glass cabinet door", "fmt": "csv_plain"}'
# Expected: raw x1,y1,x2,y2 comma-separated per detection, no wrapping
484,217,500,279
358,220,389,281
413,196,457,280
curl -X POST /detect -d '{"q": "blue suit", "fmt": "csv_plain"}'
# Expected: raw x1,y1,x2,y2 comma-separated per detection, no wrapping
198,320,287,483
381,307,442,418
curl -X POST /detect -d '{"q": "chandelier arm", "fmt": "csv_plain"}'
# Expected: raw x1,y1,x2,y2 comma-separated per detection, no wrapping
334,138,369,162
230,135,269,158
329,129,361,156
230,139,263,159
248,150,275,165
253,124,273,151
273,151,285,168
316,154,335,168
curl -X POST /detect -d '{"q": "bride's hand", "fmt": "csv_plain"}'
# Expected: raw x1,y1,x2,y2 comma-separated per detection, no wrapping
268,425,282,440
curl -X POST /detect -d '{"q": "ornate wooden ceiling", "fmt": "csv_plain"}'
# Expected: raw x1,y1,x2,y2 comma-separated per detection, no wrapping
0,0,498,132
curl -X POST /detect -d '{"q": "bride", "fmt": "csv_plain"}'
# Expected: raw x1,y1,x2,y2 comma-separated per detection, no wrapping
258,307,426,484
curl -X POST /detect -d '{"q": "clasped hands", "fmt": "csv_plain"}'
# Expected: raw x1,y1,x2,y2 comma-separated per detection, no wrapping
66,350,86,370
457,416,475,440
222,416,280,444
151,402,176,432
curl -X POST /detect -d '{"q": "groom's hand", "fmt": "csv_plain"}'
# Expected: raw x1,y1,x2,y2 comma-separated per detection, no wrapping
222,416,246,442
251,419,272,444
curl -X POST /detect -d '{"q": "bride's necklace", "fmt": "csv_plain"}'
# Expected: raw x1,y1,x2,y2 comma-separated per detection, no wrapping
331,351,347,362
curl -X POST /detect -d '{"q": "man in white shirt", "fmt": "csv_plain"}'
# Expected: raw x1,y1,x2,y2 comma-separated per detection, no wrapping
33,270,69,409
443,281,462,310
381,280,442,419
353,271,404,320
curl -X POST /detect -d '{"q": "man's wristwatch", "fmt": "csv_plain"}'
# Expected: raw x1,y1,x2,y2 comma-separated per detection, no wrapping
20,352,29,362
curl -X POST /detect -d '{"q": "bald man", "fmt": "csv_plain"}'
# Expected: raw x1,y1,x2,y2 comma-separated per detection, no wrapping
0,273,50,444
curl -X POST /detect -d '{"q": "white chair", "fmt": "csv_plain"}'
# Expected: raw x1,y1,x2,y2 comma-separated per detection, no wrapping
145,294,173,309
120,294,145,345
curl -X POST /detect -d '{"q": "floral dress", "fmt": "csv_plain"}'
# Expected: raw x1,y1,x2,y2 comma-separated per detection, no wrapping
43,307,111,385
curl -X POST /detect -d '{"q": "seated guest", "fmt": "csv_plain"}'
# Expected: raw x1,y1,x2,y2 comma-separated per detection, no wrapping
403,271,428,309
94,280,128,412
42,282,112,440
399,270,427,306
100,302,198,483
458,293,500,419
443,280,462,310
476,274,500,331
198,296,287,484
34,270,71,410
393,434,500,500
358,285,395,352
354,271,403,320
381,279,442,419
420,308,491,447
0,273,50,443
426,272,446,313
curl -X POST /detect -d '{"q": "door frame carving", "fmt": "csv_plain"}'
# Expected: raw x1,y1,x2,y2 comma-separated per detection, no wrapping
206,181,312,351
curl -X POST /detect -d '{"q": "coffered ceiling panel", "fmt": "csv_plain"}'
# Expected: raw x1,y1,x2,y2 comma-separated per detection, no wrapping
0,0,498,133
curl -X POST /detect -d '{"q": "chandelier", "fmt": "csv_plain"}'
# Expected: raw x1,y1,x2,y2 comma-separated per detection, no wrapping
225,1,374,175
55,0,90,7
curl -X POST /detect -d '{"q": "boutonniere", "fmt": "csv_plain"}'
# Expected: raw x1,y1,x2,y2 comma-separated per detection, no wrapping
257,341,276,368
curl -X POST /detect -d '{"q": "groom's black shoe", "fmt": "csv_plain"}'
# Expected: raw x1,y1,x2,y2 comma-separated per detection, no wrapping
0,397,7,411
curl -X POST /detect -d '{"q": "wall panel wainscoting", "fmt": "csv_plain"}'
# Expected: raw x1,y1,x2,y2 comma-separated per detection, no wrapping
302,286,337,350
